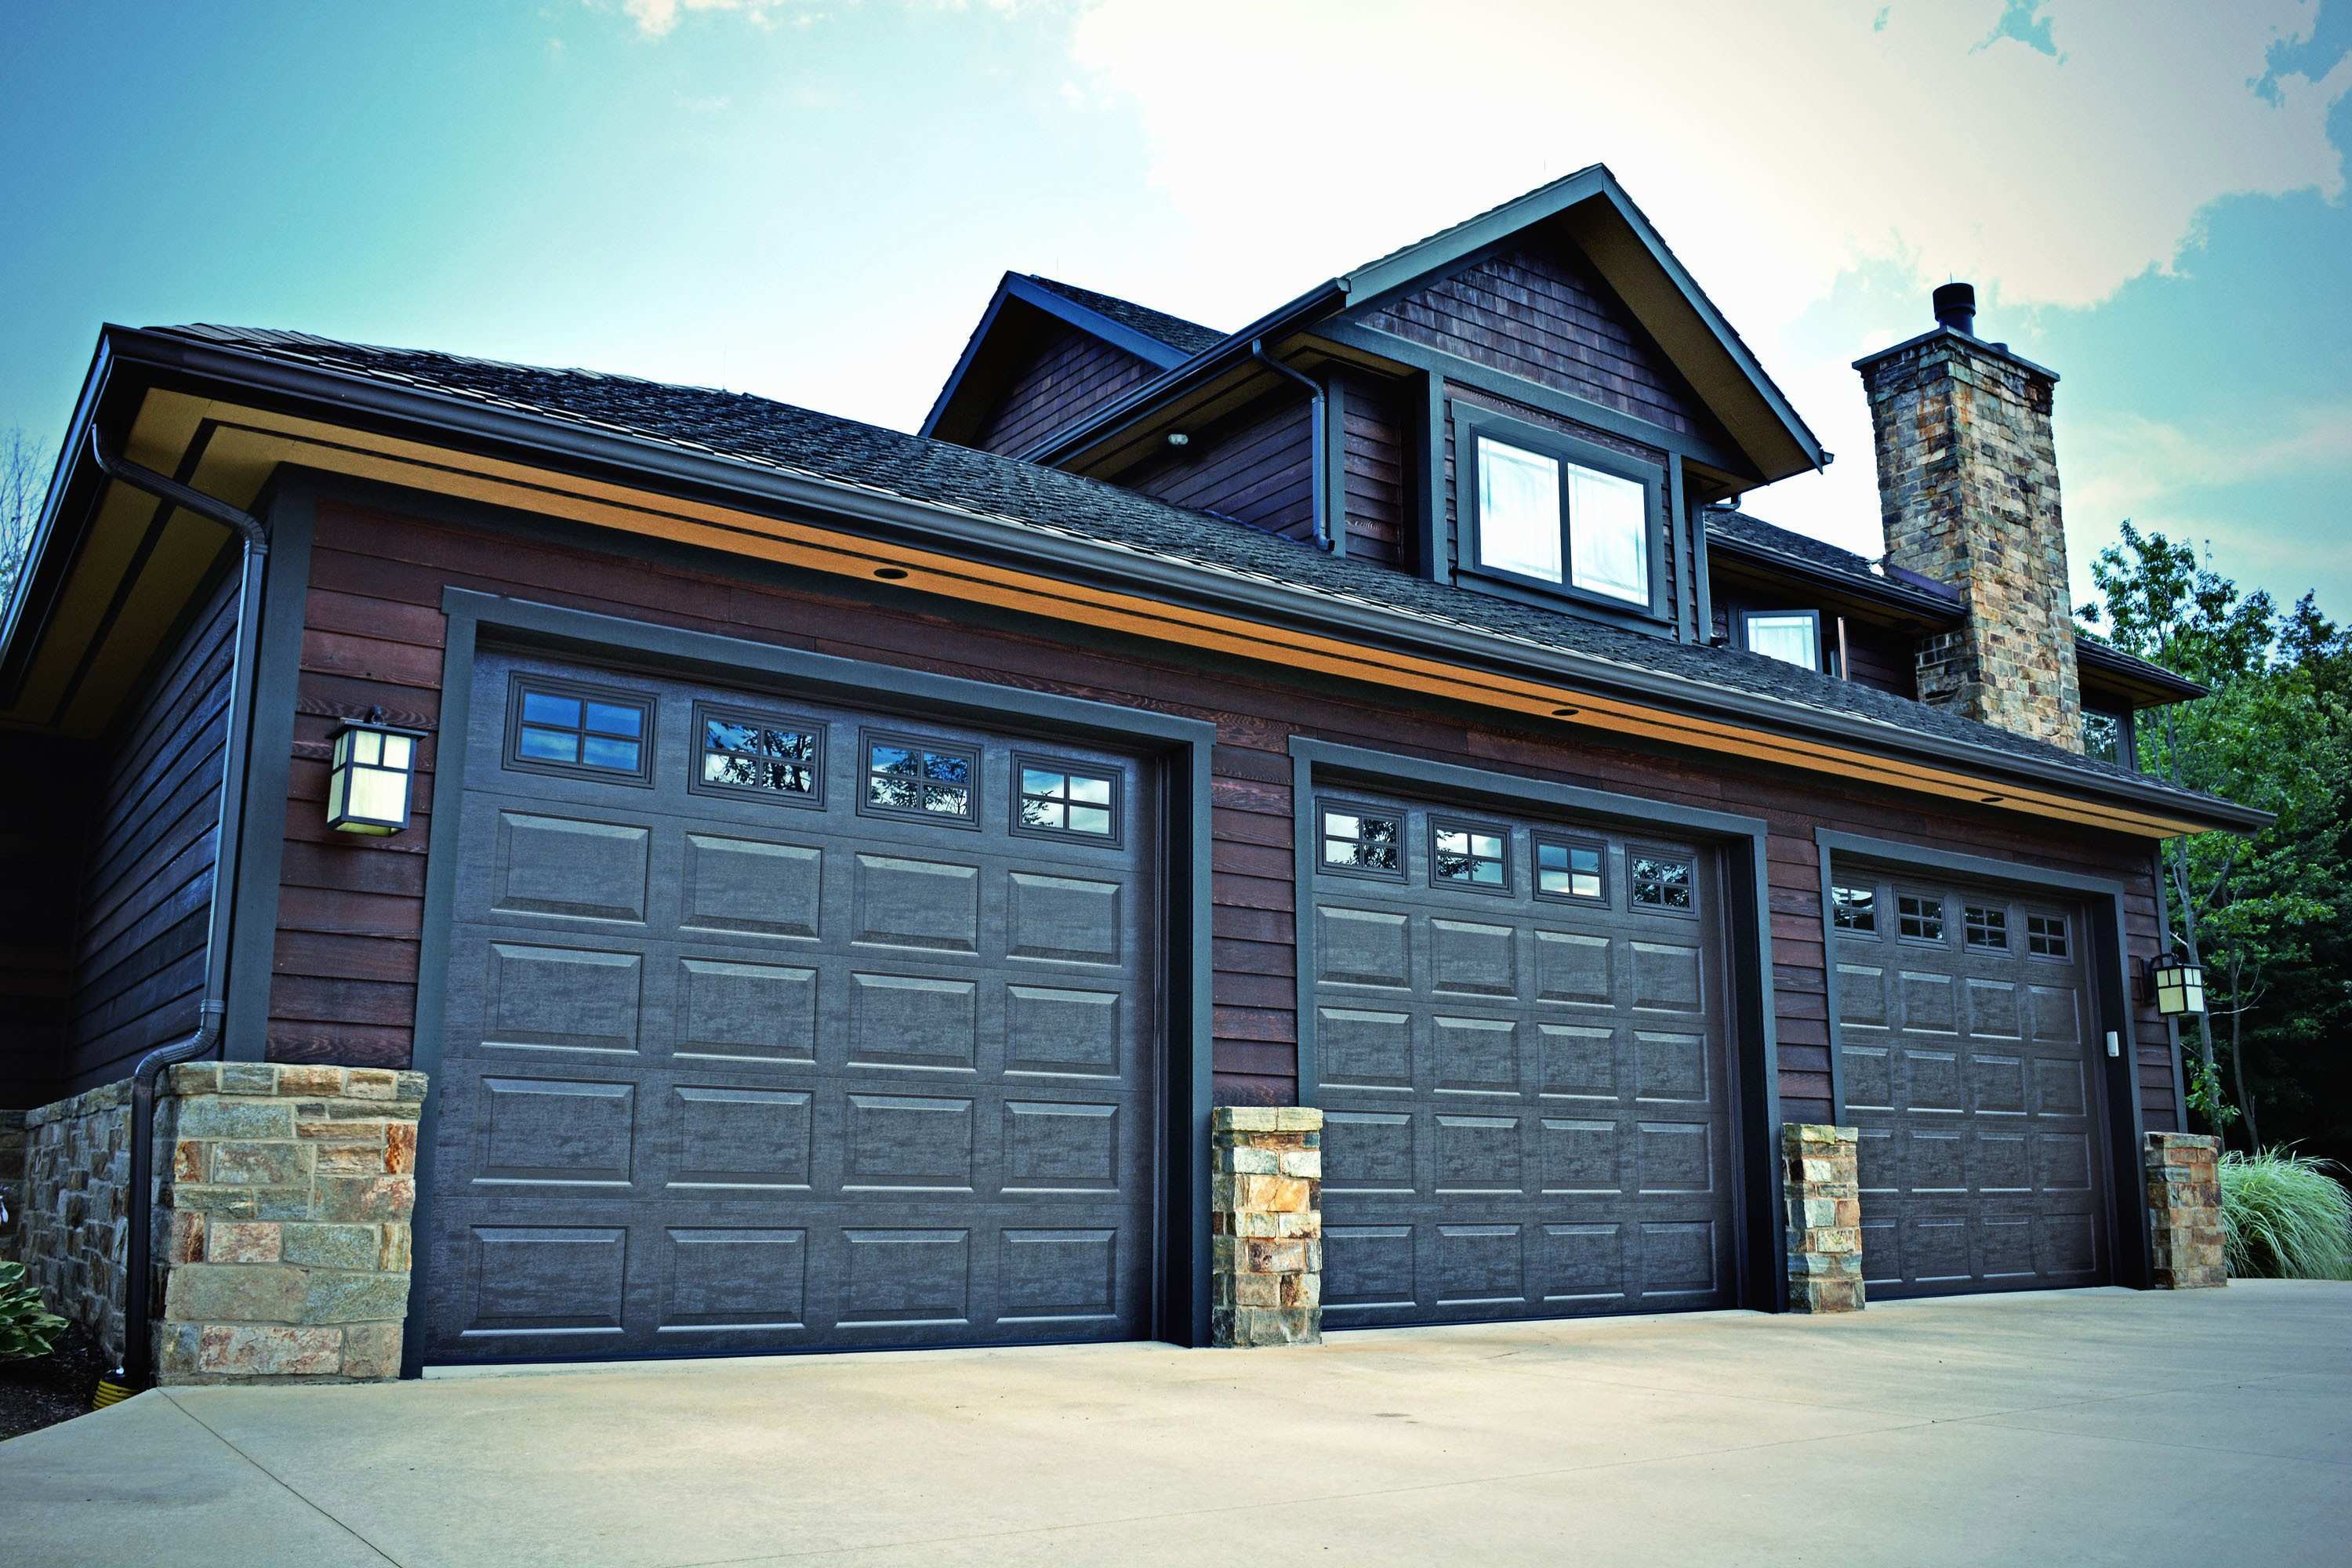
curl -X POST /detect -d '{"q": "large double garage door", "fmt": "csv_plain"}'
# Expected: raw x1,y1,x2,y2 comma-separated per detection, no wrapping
1308,789,1744,1325
419,649,1160,1363
1827,864,2113,1298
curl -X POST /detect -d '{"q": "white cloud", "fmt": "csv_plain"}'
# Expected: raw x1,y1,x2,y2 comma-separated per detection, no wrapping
620,0,794,38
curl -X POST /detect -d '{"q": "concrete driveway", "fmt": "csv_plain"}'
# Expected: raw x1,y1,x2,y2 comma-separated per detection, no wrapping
4,1279,2346,1567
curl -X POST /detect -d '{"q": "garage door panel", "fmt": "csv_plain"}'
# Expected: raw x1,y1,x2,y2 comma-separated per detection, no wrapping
1315,792,1740,1327
423,651,1160,1363
1834,871,2111,1298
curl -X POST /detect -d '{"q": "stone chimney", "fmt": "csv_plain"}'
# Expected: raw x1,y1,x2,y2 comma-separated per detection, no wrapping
1856,284,2083,751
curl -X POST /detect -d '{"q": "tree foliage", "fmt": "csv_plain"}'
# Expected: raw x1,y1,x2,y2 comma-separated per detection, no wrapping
2079,523,2352,1160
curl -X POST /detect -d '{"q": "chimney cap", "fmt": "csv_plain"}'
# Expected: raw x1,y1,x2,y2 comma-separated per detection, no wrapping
1933,282,1977,337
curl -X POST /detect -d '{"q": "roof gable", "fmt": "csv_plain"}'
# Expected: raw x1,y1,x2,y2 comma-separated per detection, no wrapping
921,273,1220,448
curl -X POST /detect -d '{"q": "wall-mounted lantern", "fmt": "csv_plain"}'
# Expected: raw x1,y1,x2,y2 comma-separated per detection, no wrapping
2146,949,2206,1018
327,711,423,835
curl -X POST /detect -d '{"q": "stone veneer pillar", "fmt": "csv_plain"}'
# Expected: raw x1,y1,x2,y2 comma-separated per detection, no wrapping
1783,1123,1864,1312
151,1062,426,1382
2144,1132,2227,1289
1210,1106,1323,1347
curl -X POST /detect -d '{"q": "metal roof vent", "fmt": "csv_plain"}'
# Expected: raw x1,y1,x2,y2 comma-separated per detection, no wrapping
1933,282,1977,338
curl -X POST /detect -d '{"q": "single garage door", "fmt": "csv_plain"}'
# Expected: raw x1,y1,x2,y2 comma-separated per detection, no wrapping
1827,868,2109,1298
1310,790,1742,1325
420,649,1160,1363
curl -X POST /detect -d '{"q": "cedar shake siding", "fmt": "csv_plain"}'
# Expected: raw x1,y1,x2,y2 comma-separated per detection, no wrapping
1122,394,1316,542
264,488,2186,1131
1337,371,1410,567
1359,238,1717,444
61,566,238,1095
971,321,1158,456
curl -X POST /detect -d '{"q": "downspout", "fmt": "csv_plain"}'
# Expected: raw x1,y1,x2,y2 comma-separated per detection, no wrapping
87,427,270,1392
1248,339,1333,552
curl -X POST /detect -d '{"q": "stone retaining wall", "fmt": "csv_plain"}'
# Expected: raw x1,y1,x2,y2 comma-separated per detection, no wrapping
1210,1106,1323,1347
13,1084,132,1360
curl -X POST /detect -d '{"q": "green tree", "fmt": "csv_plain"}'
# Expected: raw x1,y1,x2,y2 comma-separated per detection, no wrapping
2079,524,2351,1156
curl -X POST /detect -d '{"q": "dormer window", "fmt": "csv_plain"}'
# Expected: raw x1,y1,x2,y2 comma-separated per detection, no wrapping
1460,412,1663,622
2082,706,2135,769
1740,610,1821,672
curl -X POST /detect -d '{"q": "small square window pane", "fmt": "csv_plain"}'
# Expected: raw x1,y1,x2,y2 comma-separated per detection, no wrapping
583,736,640,771
519,727,579,764
1476,439,1563,583
870,745,916,775
1022,768,1062,797
924,752,971,784
1068,806,1112,836
584,701,642,738
1567,464,1649,604
1436,829,1468,858
869,776,915,808
1745,614,1820,671
1471,859,1504,885
521,691,580,728
1326,812,1360,840
1021,798,1064,829
382,734,413,770
922,784,969,815
1069,775,1112,805
349,766,407,822
1471,833,1504,860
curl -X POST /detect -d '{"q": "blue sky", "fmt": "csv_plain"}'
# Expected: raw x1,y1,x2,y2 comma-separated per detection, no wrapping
4,2,2347,621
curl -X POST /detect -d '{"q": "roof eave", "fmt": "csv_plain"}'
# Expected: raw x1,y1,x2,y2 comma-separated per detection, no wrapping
96,327,2270,837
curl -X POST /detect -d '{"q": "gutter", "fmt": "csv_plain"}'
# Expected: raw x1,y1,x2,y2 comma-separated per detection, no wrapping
85,426,270,1392
98,326,2271,835
1249,339,1333,552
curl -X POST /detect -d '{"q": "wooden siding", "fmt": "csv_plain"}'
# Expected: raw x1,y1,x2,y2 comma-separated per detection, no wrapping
1122,394,1315,542
0,733,96,1106
1337,372,1409,566
60,568,238,1095
971,321,1156,457
1361,239,1709,440
266,492,2183,1134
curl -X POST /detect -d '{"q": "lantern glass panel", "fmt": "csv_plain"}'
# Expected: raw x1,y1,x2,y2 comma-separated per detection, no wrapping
354,729,382,766
327,767,346,822
350,766,407,823
383,733,413,770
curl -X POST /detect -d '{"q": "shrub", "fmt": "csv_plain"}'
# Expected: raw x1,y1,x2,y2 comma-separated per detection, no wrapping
2218,1149,2352,1280
0,1261,68,1363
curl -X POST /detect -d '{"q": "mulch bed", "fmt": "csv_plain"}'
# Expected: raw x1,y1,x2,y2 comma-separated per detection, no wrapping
0,1323,107,1443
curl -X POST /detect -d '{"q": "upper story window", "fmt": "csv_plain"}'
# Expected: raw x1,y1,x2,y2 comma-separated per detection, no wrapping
2082,706,2134,769
1741,610,1821,673
1462,416,1661,620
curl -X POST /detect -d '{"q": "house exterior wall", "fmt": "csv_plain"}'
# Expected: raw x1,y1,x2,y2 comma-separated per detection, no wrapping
256,485,2185,1134
1335,370,1410,567
0,731,94,1108
60,566,239,1099
971,320,1157,457
1122,394,1316,543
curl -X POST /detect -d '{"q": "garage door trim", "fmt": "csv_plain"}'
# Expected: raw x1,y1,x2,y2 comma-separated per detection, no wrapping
1287,737,1784,1315
1813,829,2152,1292
405,587,1218,1375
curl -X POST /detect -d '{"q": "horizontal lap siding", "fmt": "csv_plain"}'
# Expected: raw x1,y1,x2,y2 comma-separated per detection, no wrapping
972,325,1156,457
0,734,95,1107
1123,396,1314,542
272,495,2182,1131
63,569,238,1094
1337,372,1408,567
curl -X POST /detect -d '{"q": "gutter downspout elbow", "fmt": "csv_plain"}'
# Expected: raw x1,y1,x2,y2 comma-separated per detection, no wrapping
89,426,270,1392
1249,339,1333,552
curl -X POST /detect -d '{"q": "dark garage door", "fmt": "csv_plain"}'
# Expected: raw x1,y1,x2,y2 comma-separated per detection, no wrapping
420,649,1160,1363
1310,790,1741,1325
1828,868,2110,1298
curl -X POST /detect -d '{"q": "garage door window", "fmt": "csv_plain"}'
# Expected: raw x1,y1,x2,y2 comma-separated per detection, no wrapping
508,677,652,783
694,703,823,804
1319,803,1403,879
1014,757,1120,843
1831,884,1877,934
1431,820,1510,891
1896,893,1944,943
1963,904,2009,951
862,732,978,824
2027,913,2071,959
1535,836,1605,903
1630,852,1694,914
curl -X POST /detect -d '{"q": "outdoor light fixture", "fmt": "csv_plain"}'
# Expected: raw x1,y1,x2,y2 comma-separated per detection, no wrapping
326,711,423,835
2147,949,2206,1018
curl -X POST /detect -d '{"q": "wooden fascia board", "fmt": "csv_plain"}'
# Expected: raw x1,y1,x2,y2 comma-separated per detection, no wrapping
117,390,2232,840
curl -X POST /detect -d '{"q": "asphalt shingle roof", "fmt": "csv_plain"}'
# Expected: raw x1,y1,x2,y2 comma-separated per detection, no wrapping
1024,276,1226,358
163,324,2196,803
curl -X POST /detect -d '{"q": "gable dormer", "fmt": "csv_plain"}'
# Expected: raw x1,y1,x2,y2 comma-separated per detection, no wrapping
922,274,1220,458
